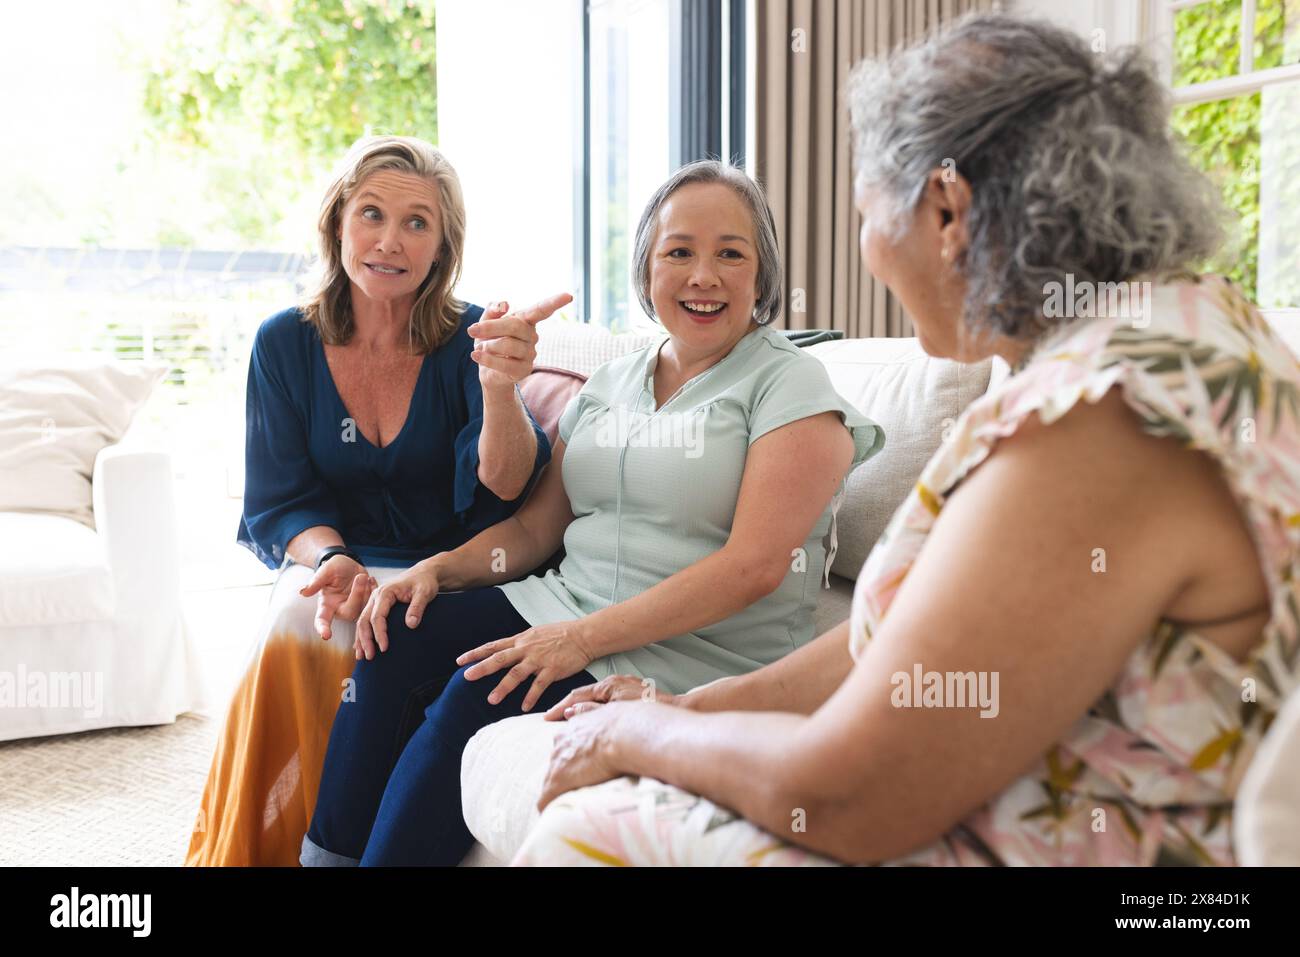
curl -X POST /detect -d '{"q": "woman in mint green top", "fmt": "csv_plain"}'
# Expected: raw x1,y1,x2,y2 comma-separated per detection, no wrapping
499,321,880,691
303,160,882,866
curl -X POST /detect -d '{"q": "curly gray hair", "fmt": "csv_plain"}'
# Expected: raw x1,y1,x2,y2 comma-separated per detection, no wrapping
632,160,784,326
847,12,1227,340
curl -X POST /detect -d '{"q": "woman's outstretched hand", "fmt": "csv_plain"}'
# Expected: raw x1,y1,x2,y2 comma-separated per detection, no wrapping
299,554,372,641
354,559,442,660
537,703,627,812
468,293,573,391
543,674,678,721
456,619,595,712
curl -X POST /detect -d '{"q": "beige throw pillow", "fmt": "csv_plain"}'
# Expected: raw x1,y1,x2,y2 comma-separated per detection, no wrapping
536,318,663,378
806,338,992,580
0,359,166,529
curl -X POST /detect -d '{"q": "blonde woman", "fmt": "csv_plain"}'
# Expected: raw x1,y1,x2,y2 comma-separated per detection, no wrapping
186,136,567,865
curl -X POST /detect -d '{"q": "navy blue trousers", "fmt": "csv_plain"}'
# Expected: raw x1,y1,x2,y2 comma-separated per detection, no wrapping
304,586,595,866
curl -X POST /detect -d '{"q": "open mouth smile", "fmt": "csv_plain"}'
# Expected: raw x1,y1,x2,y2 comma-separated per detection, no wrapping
680,300,727,320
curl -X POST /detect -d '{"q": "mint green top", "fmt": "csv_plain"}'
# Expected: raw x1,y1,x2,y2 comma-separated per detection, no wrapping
497,324,884,694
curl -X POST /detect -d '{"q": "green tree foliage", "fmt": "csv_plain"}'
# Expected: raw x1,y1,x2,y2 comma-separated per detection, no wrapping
1172,0,1297,307
142,0,438,247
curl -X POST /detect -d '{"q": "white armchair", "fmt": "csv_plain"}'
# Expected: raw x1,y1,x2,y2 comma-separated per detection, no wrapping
0,442,207,741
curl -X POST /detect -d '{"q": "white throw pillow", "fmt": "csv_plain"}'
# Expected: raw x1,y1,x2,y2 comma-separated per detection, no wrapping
1234,684,1300,865
0,358,166,529
536,318,663,378
806,338,992,580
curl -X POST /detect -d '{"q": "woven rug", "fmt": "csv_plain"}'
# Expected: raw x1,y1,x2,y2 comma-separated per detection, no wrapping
0,715,217,866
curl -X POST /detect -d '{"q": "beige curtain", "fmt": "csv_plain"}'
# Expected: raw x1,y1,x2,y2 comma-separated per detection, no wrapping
756,0,997,338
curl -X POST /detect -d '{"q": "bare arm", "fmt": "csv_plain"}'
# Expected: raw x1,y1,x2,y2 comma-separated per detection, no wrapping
472,295,573,500
355,440,575,657
679,619,855,716
548,390,1216,862
432,438,576,589
476,383,539,502
460,411,857,710
545,618,855,719
578,411,854,657
285,526,345,569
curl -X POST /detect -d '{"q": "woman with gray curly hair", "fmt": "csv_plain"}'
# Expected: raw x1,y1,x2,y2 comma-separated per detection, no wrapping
523,11,1300,866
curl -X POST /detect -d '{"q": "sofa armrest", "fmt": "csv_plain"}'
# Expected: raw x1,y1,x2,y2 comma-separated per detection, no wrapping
92,443,182,621
1234,685,1300,865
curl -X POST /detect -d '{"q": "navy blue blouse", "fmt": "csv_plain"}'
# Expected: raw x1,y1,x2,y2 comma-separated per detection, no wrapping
237,303,549,569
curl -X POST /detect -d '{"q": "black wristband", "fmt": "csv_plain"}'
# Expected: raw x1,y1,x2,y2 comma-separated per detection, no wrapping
315,545,362,571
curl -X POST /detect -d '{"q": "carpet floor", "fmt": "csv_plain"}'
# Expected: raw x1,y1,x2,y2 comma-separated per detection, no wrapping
0,714,218,867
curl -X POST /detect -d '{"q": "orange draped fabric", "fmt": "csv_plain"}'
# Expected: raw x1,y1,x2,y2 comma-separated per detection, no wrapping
185,565,404,866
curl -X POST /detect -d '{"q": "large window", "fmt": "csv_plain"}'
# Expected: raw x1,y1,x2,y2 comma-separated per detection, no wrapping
587,0,674,332
0,0,441,586
428,0,747,330
579,0,747,330
1160,0,1300,312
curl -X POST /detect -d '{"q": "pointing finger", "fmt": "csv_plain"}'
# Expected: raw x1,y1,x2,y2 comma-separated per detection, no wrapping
467,316,535,341
520,292,573,325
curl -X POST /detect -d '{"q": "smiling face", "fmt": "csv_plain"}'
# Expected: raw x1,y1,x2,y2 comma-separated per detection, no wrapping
647,181,761,364
336,169,444,312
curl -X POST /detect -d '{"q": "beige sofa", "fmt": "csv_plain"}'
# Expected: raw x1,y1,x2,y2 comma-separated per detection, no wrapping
457,320,1300,867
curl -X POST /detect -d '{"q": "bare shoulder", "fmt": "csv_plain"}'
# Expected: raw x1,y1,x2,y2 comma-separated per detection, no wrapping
972,384,1268,656
983,384,1233,503
997,386,1161,462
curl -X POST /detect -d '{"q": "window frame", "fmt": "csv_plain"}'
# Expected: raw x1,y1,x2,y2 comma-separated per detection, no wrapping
1149,0,1300,322
1155,0,1300,105
573,0,747,325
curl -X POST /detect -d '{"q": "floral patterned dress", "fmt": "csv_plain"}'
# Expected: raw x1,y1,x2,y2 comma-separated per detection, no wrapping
512,276,1300,866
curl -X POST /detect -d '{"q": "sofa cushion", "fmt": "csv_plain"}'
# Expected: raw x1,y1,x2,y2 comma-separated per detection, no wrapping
813,574,854,636
806,338,991,579
519,365,587,445
0,359,165,529
536,320,662,378
0,512,115,626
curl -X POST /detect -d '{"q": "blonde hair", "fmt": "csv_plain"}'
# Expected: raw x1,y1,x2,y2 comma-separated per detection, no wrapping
300,135,467,353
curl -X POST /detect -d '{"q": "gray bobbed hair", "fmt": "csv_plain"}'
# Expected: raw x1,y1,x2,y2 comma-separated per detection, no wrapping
632,160,784,326
847,12,1227,341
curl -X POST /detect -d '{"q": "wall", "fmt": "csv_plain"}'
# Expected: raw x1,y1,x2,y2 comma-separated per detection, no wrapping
435,0,581,315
